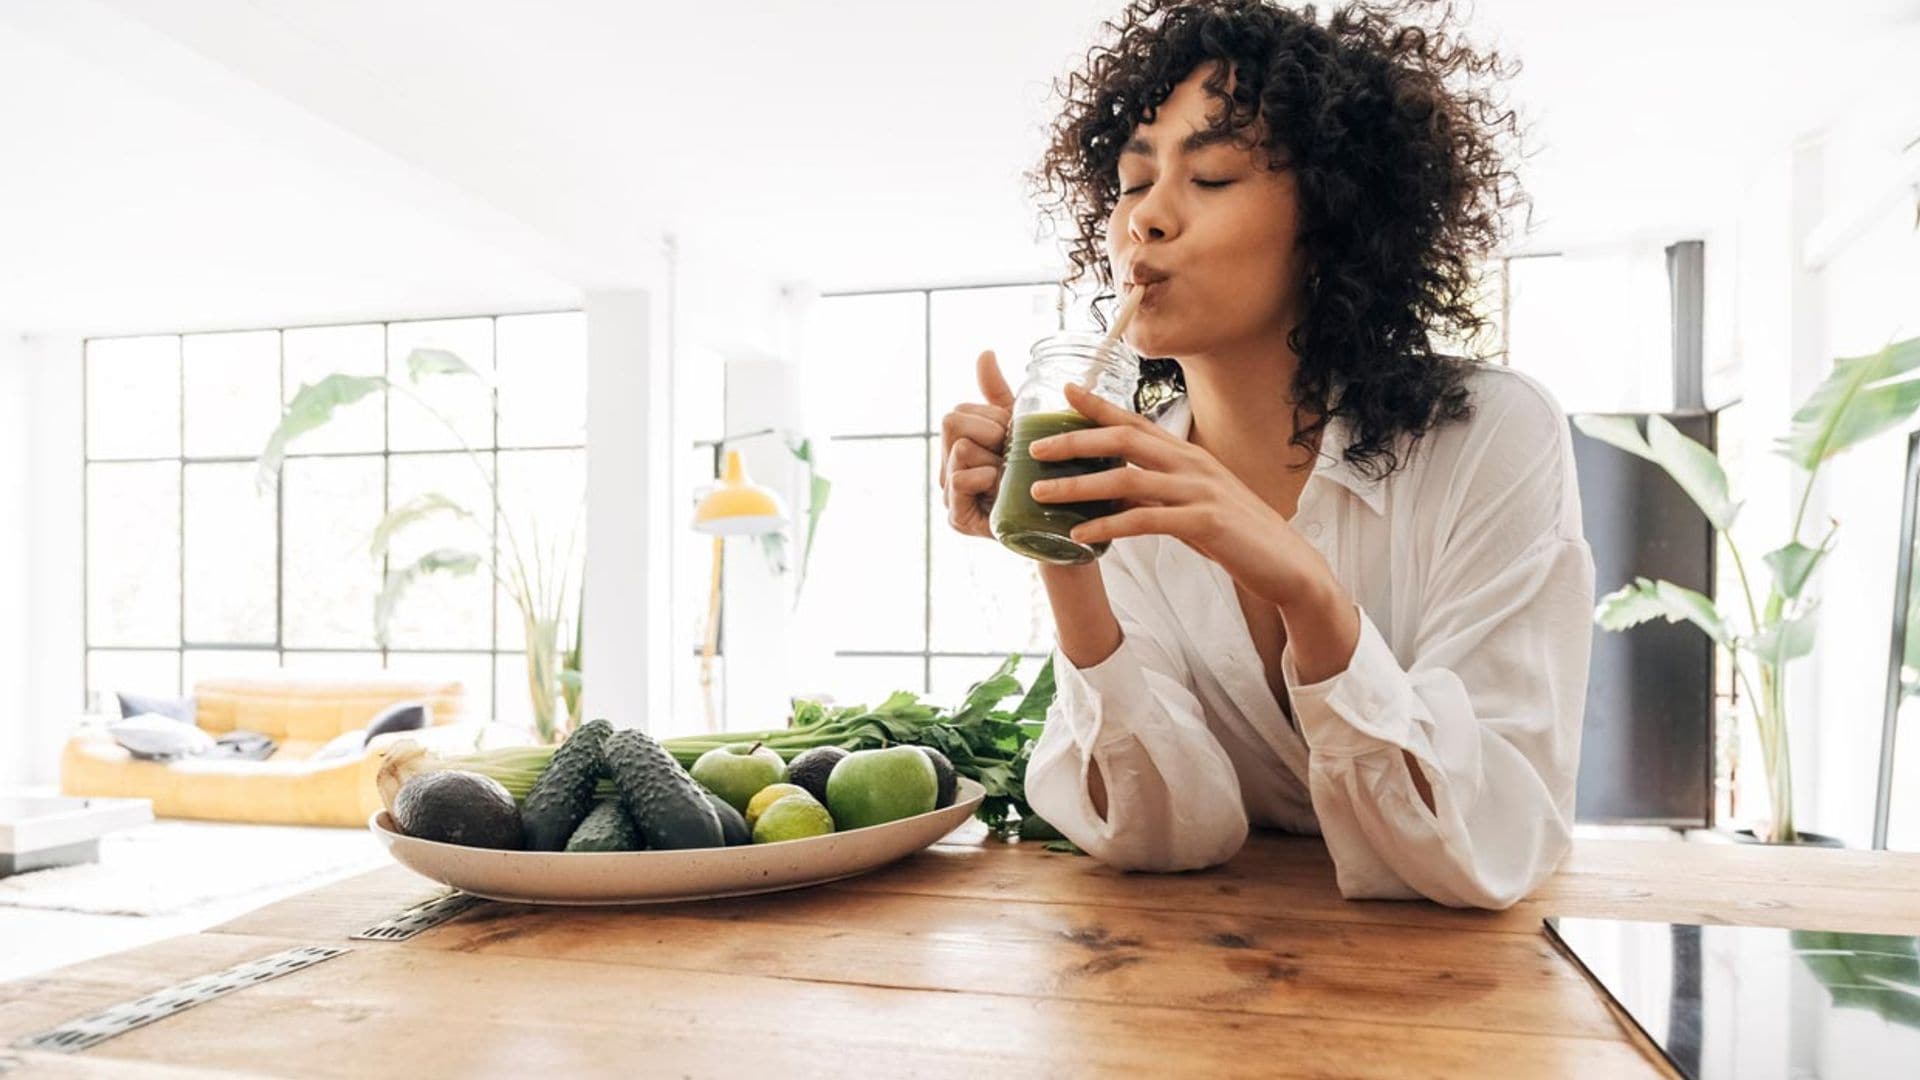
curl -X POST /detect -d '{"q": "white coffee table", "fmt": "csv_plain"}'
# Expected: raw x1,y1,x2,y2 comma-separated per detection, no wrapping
0,795,152,877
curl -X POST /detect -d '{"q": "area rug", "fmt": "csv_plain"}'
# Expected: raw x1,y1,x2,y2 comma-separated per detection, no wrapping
0,820,386,916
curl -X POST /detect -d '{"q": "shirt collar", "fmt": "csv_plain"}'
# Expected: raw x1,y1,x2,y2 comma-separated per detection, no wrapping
1152,395,1387,516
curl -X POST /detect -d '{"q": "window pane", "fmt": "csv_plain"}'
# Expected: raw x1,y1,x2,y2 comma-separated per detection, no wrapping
929,655,1048,711
86,336,179,460
386,652,493,725
87,650,180,705
811,438,926,653
823,655,926,707
387,318,495,452
494,653,531,735
805,293,926,436
494,449,587,651
87,461,181,647
1506,251,1670,413
496,312,586,448
928,444,1052,654
182,648,280,689
281,651,384,678
282,456,383,648
928,285,1061,430
183,462,276,644
182,330,280,458
385,453,494,649
283,324,385,455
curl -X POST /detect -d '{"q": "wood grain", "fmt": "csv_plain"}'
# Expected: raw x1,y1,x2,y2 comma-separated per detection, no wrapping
11,829,1919,1079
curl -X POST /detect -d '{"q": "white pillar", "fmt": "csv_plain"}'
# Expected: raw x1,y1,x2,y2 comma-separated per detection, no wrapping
0,333,31,786
582,288,672,732
22,335,85,786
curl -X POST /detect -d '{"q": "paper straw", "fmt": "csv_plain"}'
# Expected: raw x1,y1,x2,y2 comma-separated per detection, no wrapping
1078,283,1144,393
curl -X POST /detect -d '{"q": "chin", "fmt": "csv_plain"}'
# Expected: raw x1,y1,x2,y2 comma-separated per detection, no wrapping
1123,315,1195,361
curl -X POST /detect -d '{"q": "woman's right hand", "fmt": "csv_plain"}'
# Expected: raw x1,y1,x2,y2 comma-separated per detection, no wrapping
937,349,1015,539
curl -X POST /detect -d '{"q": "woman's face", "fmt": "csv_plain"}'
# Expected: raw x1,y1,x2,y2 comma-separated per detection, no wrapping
1104,65,1306,361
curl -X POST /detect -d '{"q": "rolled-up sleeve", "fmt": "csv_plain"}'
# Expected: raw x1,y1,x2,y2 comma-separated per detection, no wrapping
1280,391,1596,909
1025,557,1249,872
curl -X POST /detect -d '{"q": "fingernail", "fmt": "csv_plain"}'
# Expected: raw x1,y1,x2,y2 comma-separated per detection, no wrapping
1030,480,1054,497
1029,438,1054,456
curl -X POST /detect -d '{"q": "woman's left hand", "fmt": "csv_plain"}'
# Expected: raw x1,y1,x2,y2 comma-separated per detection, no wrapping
1028,382,1332,609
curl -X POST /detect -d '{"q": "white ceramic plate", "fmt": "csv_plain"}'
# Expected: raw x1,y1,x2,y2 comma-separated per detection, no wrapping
369,777,985,905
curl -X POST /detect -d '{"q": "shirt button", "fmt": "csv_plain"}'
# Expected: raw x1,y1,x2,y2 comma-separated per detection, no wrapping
1304,522,1324,539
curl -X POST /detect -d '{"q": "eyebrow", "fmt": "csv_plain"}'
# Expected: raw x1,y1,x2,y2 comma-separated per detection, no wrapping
1121,127,1244,158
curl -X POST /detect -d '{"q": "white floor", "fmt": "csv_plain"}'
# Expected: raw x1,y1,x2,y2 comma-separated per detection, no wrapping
0,823,384,984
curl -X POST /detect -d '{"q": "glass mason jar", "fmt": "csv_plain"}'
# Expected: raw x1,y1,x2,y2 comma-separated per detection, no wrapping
990,332,1142,565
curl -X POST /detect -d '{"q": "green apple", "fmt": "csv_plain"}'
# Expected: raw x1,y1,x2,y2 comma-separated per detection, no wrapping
751,793,836,843
690,742,788,814
825,746,938,830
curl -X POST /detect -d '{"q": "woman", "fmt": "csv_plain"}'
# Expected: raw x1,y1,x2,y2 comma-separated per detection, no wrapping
937,0,1595,909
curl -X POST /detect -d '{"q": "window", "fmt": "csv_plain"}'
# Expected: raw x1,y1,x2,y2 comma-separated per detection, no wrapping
82,312,587,729
802,284,1067,707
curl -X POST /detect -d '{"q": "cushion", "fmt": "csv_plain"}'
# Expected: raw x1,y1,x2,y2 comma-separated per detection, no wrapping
117,692,196,725
314,728,371,761
365,701,429,745
208,730,278,761
109,714,216,761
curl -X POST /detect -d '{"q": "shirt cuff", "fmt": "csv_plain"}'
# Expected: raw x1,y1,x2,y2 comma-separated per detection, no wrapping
1051,643,1151,755
1282,605,1414,757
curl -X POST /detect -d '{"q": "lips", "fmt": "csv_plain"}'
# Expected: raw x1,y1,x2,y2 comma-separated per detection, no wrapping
1125,263,1171,288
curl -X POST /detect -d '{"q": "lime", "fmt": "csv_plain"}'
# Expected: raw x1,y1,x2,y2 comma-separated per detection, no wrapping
751,794,835,844
745,783,810,830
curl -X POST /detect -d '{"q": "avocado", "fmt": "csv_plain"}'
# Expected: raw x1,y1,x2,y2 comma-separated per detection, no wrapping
603,729,726,850
917,746,958,809
394,770,523,850
521,718,614,851
565,798,643,852
705,791,751,846
1016,812,1064,842
787,745,849,805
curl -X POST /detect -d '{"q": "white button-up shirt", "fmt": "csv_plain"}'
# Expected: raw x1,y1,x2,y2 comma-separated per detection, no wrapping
1025,365,1597,909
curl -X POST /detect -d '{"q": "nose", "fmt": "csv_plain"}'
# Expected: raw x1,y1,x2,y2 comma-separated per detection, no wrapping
1125,181,1178,247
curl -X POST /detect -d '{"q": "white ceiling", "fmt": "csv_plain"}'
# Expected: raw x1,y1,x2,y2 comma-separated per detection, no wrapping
3,0,1917,337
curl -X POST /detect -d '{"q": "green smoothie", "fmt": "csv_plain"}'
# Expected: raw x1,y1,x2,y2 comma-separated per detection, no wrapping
991,409,1124,564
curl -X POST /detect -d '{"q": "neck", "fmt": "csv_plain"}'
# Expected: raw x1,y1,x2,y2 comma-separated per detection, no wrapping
1180,335,1319,511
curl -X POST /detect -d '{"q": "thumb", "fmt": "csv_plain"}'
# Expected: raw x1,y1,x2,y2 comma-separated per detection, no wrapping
976,349,1015,408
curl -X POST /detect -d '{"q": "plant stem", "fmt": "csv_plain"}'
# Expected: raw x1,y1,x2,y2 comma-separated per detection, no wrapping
1724,533,1764,642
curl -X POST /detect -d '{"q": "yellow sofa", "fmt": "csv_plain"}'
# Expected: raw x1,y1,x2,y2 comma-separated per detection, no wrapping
61,675,480,828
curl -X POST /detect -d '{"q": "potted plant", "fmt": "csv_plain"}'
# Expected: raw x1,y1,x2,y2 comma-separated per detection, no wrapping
257,347,585,743
1575,335,1920,844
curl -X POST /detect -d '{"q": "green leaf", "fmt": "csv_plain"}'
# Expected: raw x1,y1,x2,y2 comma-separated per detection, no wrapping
369,493,473,560
757,531,790,576
786,437,831,599
1572,414,1739,529
1594,577,1731,647
1745,609,1818,668
1011,656,1056,724
256,374,387,493
1762,540,1829,603
405,347,482,382
1775,337,1920,470
375,548,483,647
949,656,1023,726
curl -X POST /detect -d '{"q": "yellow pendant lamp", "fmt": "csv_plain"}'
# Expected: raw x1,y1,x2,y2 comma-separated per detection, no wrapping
694,449,788,732
694,449,788,536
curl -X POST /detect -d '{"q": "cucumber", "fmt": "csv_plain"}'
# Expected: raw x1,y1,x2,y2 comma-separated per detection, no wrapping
521,718,613,851
603,729,726,850
705,791,751,846
564,798,643,852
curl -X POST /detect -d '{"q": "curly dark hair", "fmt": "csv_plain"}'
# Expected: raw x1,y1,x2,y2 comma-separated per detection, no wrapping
1032,0,1525,479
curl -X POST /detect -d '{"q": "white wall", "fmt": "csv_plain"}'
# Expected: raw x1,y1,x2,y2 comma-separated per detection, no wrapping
0,334,33,785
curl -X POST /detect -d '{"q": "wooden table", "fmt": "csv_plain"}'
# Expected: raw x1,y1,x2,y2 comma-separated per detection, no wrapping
3,824,1918,1078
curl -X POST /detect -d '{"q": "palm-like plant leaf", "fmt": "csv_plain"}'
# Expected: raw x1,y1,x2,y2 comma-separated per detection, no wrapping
1745,608,1819,667
1762,540,1830,603
787,436,831,597
256,374,387,493
1572,414,1740,529
369,493,473,560
1595,576,1732,647
1775,337,1920,470
375,548,482,647
405,347,482,382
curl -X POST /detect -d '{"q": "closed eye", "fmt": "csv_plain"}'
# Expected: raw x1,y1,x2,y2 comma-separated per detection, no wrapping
1118,178,1234,196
